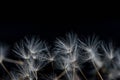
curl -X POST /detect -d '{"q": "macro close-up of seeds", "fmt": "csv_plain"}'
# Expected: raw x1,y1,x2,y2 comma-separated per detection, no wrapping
0,33,120,80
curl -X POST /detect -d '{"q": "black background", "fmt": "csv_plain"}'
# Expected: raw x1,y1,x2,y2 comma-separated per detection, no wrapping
0,18,120,45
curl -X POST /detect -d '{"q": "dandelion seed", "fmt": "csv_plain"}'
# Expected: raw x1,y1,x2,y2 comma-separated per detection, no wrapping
24,36,46,54
101,42,120,79
78,35,103,80
17,64,35,80
13,40,31,59
55,33,79,71
26,57,48,80
78,35,101,61
54,33,87,80
55,51,77,80
55,33,78,55
27,58,47,72
101,42,120,70
101,42,115,60
78,35,103,67
13,36,46,60
39,44,57,63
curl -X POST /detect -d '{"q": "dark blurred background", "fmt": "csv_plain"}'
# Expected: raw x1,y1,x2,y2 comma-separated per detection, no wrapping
0,18,120,45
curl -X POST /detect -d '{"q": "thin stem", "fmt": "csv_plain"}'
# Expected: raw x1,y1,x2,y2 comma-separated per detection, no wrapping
51,61,55,77
4,58,23,65
78,67,88,80
1,63,12,80
57,69,66,79
73,72,81,80
72,67,75,80
92,61,103,80
35,71,38,80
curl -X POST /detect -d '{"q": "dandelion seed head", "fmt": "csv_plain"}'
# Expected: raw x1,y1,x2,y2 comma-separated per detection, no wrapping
42,45,57,62
13,41,31,59
25,36,46,54
13,36,47,60
55,33,78,55
55,33,80,70
27,57,47,72
78,35,104,68
101,42,116,60
78,35,101,61
17,63,35,80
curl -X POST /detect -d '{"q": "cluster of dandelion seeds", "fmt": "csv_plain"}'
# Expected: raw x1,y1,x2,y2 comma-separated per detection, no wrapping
1,33,120,80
